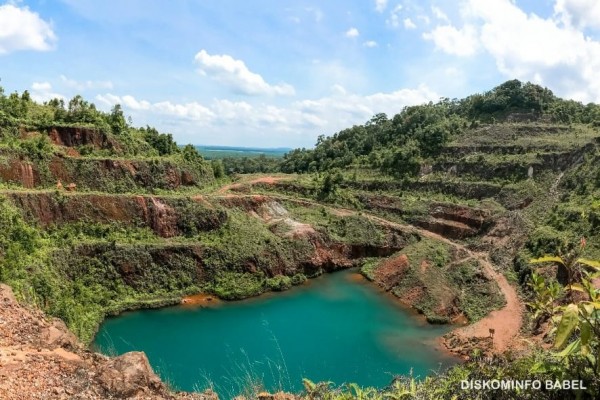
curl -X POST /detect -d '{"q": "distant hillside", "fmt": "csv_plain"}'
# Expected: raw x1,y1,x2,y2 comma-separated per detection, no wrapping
280,79,600,176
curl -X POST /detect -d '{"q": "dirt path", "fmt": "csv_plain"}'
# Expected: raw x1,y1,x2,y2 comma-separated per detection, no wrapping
358,212,523,354
215,175,290,194
205,173,524,355
213,187,523,354
447,255,522,353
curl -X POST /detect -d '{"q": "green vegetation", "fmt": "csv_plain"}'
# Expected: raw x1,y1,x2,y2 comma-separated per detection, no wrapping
2,79,600,398
280,80,600,178
0,84,216,193
525,245,600,395
361,238,504,324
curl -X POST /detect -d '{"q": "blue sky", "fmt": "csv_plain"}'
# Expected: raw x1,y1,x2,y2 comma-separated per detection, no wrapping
1,0,600,148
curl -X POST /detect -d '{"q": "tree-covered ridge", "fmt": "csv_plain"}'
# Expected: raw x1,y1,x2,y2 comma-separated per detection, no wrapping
0,85,203,161
281,80,600,177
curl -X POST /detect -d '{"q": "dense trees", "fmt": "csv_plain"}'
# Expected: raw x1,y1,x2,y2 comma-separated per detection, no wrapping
0,85,210,166
280,102,467,177
281,80,600,178
141,126,179,156
220,155,281,175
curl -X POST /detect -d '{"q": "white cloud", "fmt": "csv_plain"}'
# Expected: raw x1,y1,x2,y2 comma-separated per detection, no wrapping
345,27,360,38
423,24,478,56
422,0,600,102
431,6,449,22
404,18,417,29
60,75,113,90
417,15,431,25
31,82,51,91
194,50,295,96
294,85,439,124
363,40,378,47
0,4,56,54
554,0,600,30
375,0,388,13
30,82,63,102
386,5,404,28
96,94,214,122
96,85,438,147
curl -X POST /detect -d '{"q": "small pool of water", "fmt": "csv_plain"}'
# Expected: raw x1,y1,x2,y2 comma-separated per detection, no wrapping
94,271,456,399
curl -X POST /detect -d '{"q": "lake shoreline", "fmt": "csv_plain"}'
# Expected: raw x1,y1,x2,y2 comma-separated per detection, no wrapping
94,267,462,398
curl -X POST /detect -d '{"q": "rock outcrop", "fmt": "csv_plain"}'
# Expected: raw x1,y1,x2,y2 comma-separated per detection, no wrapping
6,192,227,238
0,284,216,400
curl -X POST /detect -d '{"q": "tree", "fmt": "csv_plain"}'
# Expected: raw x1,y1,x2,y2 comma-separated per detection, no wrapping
381,140,421,178
211,159,225,179
142,126,178,155
108,104,127,134
318,169,343,200
182,144,204,165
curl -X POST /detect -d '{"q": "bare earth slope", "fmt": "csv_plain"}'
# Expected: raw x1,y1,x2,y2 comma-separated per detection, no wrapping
0,284,216,400
216,176,524,357
365,213,523,356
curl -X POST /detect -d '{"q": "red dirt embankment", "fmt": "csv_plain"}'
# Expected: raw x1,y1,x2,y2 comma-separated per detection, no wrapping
306,201,523,357
216,175,290,194
0,155,202,191
47,126,120,151
441,254,523,357
411,226,523,356
5,192,226,237
0,284,216,400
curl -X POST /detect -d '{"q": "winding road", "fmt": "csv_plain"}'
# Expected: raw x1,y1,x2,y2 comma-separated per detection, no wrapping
213,175,524,355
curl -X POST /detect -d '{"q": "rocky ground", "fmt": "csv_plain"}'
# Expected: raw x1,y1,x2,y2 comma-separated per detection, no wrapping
0,283,217,400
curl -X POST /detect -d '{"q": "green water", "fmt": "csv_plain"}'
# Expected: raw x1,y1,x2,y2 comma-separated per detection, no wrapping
94,271,456,399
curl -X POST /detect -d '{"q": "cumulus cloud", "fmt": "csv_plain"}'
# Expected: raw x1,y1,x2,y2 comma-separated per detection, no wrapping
194,50,295,96
375,0,388,13
96,94,214,122
423,0,600,102
386,5,404,28
345,27,359,38
404,18,417,29
363,40,378,47
0,4,56,54
60,75,113,90
96,84,438,146
431,6,449,22
423,24,478,56
294,85,439,125
554,0,600,30
30,82,63,102
31,82,51,91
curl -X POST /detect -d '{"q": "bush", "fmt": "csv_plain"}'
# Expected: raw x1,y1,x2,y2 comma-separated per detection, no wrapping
291,273,307,285
266,275,292,291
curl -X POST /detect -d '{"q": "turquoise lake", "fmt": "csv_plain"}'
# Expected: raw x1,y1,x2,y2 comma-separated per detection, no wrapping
93,271,456,399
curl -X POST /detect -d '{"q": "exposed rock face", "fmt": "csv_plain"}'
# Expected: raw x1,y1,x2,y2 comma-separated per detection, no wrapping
48,126,118,150
413,203,492,239
373,253,409,290
0,159,41,188
19,163,35,189
6,192,227,238
98,352,163,398
0,284,216,400
149,197,179,238
9,155,204,191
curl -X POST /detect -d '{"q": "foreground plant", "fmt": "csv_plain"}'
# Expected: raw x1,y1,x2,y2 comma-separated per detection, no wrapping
528,240,600,391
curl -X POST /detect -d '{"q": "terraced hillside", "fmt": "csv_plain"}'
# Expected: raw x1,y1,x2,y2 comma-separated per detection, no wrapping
2,81,600,399
219,119,600,360
1,126,442,345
